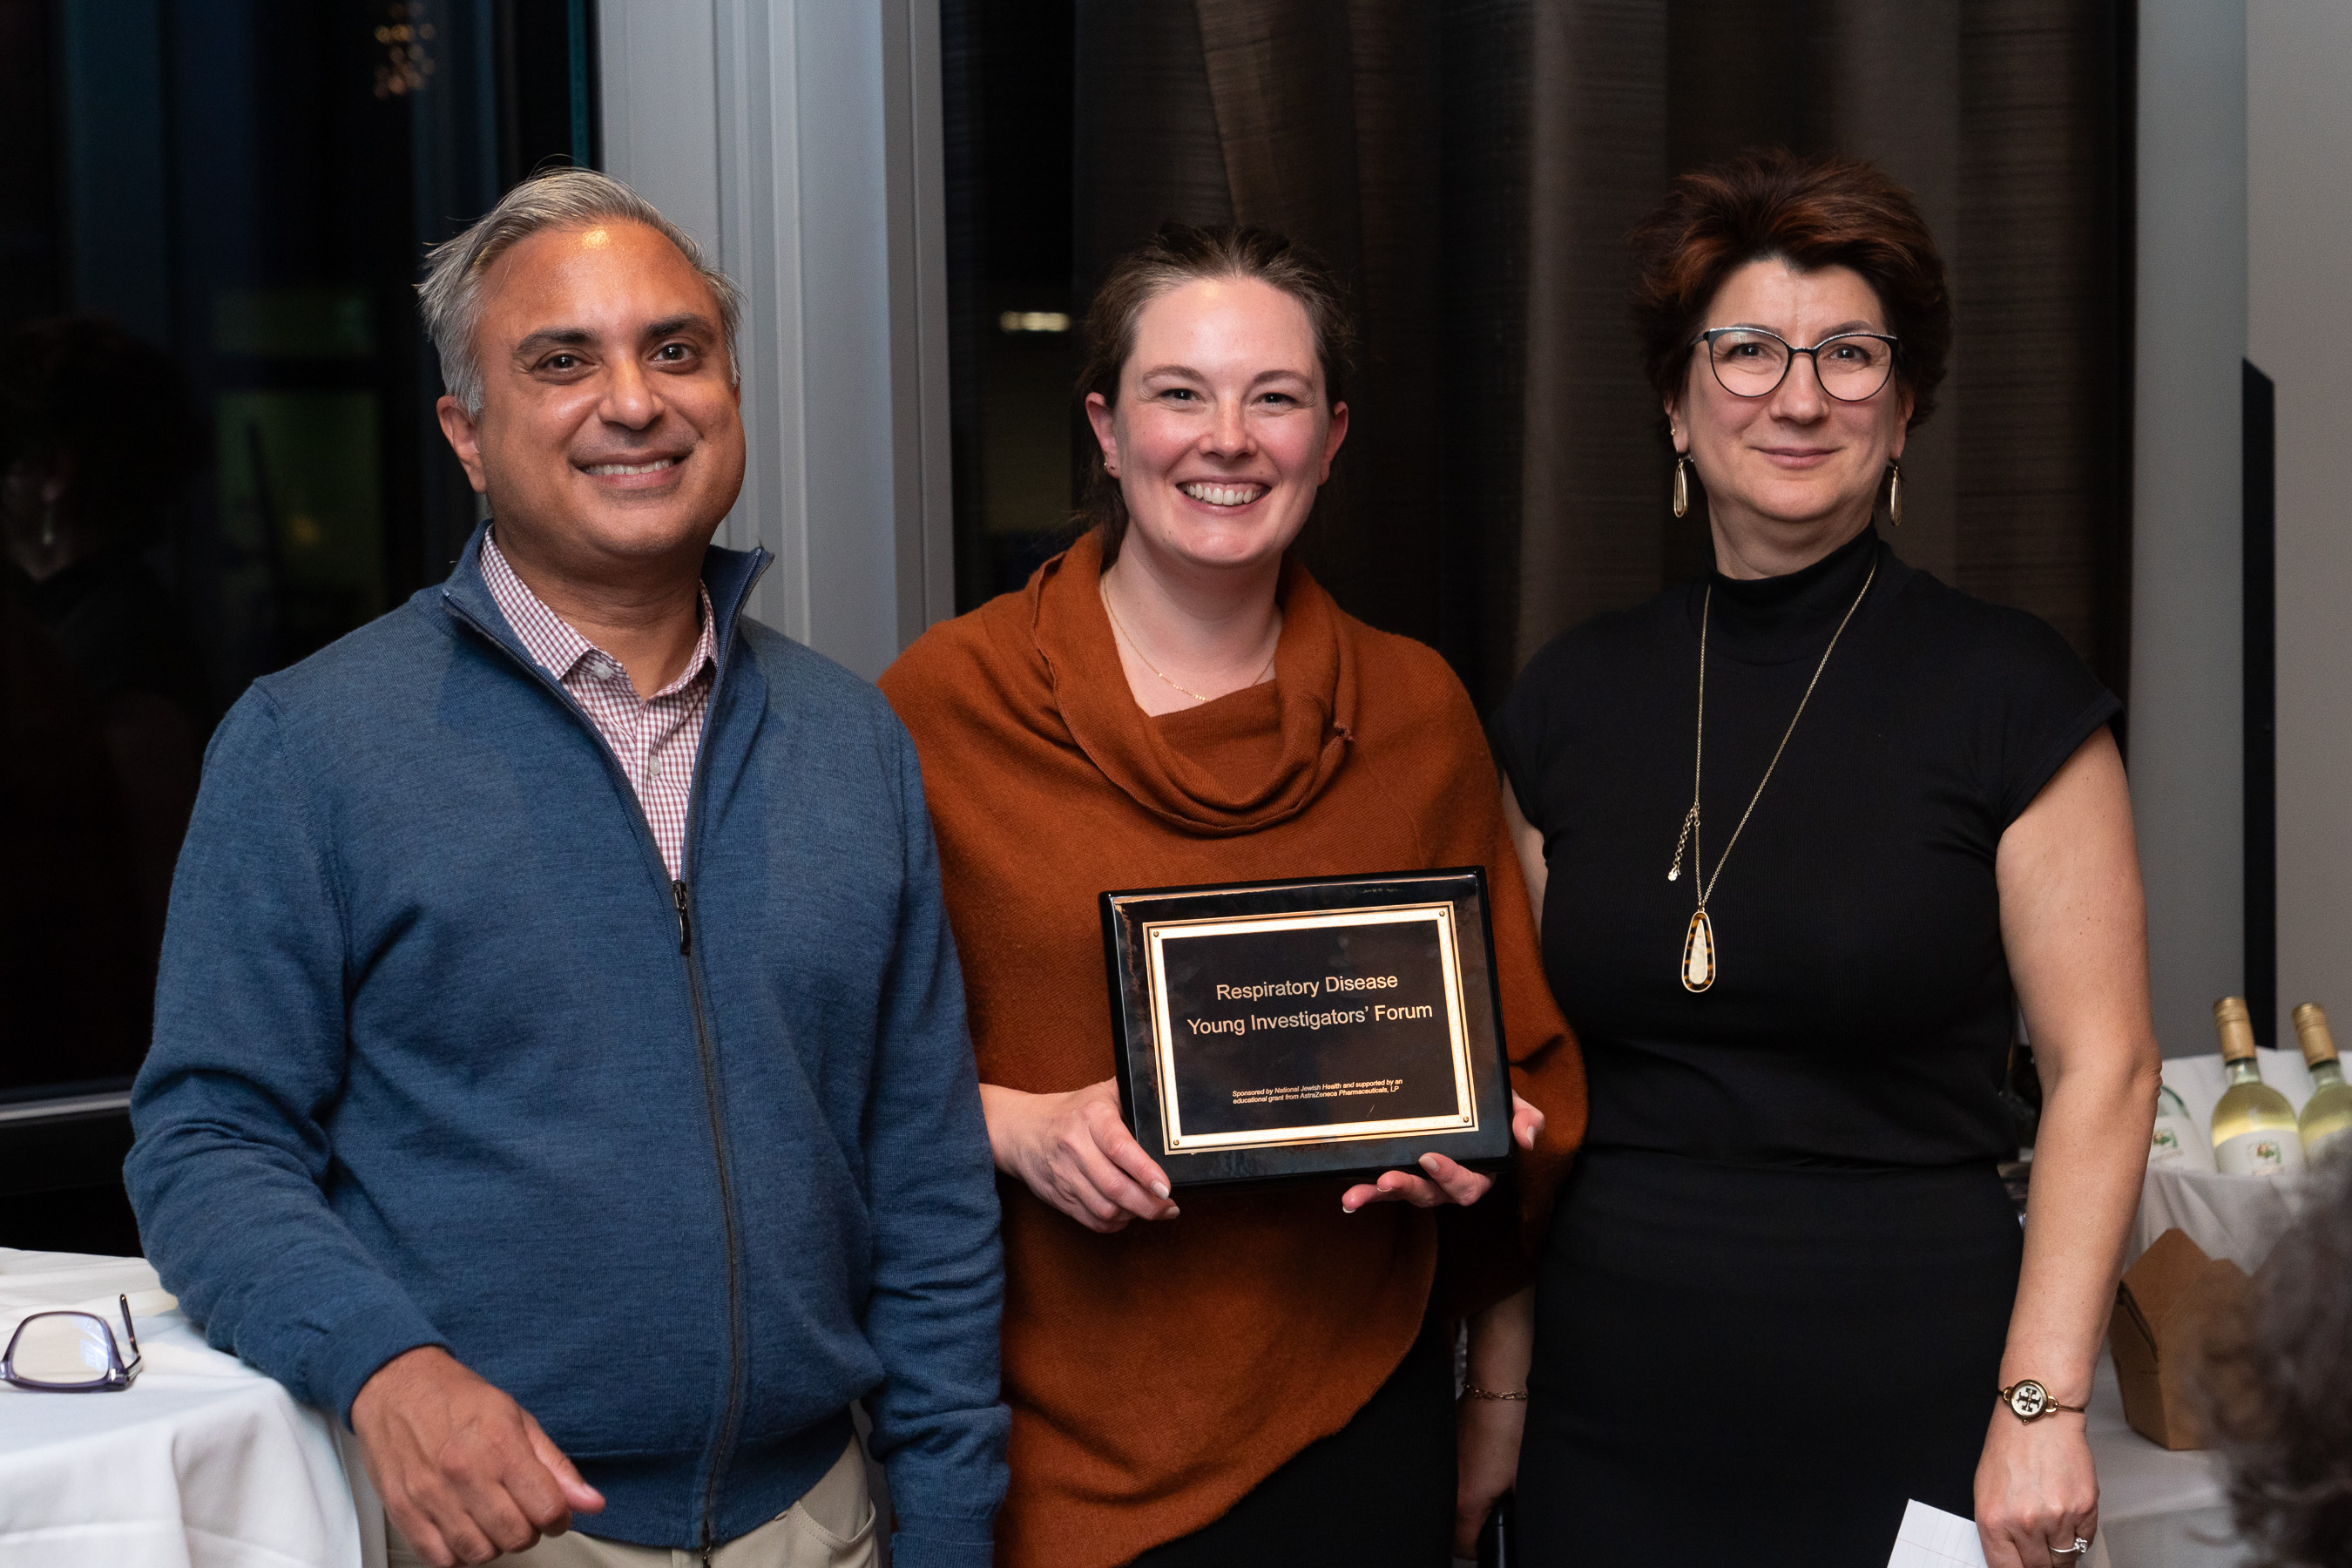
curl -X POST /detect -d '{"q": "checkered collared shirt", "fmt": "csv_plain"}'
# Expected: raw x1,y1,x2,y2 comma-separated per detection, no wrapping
480,531,717,881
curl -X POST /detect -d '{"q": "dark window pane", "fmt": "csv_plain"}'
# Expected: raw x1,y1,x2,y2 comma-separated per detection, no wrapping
943,0,1078,612
2,0,596,1178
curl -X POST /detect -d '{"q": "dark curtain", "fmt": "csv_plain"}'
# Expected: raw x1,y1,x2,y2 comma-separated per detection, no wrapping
1070,0,2132,710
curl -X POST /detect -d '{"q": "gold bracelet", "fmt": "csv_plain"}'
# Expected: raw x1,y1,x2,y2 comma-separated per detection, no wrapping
1460,1385,1528,1401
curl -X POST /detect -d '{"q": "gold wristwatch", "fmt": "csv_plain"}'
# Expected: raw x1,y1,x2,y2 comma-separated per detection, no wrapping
1998,1380,2086,1422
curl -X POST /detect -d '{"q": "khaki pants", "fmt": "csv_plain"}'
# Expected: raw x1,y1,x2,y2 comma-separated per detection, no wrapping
388,1438,877,1568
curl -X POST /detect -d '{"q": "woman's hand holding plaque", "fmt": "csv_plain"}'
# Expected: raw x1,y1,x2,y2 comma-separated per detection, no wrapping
1341,1094,1546,1213
982,1078,1181,1233
984,1080,1544,1227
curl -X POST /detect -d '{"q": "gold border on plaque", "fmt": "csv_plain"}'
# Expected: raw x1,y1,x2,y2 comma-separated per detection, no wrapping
1139,902,1480,1154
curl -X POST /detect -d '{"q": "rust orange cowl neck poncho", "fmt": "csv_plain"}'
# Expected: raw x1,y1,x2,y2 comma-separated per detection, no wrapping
880,532,1585,1568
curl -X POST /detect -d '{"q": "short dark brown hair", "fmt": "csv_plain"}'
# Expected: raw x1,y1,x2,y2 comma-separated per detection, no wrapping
1075,223,1355,564
1628,148,1950,428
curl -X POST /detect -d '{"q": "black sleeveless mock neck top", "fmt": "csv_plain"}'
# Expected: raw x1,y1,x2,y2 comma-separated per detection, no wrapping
1491,526,2118,1167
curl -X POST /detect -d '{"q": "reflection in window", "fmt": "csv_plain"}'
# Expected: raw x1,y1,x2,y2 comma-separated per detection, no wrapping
2,320,207,1098
943,0,1078,611
0,0,595,1139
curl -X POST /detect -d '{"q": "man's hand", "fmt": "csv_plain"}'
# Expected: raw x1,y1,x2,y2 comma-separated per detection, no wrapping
351,1346,605,1567
981,1078,1179,1233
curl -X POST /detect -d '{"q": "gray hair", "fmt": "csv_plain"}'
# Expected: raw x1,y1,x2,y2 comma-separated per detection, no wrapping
417,168,743,416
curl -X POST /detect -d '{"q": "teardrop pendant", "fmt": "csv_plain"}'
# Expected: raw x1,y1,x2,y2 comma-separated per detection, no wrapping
1672,456,1690,518
1681,908,1716,992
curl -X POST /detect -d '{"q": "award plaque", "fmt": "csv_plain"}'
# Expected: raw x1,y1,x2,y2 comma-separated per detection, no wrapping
1099,868,1512,1189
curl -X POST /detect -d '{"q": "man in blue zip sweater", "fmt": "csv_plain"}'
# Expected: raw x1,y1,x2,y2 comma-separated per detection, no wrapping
126,170,1007,1568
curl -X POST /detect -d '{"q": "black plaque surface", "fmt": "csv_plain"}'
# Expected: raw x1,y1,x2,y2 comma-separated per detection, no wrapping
1100,868,1512,1188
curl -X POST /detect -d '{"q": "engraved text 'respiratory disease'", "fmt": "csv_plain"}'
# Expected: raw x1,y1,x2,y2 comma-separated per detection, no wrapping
1144,906,1477,1152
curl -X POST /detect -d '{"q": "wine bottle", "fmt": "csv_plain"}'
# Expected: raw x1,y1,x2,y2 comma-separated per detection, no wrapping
2291,1002,2352,1161
2149,1082,2215,1170
2210,997,2307,1177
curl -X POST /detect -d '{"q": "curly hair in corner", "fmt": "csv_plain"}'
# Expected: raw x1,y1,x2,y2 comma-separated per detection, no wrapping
2196,1154,2352,1566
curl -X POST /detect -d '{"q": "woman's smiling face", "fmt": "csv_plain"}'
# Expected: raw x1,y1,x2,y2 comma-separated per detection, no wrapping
1086,275,1348,578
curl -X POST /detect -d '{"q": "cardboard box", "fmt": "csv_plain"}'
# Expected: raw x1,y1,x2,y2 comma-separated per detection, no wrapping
2109,1227,2250,1450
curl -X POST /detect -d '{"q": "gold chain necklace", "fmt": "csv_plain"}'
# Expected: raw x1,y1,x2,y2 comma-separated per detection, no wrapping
1099,578,1277,704
1666,557,1876,992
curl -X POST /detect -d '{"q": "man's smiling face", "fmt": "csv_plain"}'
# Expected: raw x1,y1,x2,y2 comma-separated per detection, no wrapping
438,219,746,578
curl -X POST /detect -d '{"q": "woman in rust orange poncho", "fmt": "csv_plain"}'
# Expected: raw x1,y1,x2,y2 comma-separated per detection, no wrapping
880,224,1585,1568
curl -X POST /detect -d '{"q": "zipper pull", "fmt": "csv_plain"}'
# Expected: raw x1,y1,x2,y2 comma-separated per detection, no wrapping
672,879,692,954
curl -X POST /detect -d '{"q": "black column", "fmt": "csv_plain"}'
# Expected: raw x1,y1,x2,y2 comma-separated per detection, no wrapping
2244,361,2275,1044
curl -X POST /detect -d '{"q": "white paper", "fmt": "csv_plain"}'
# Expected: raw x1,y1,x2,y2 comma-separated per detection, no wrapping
1886,1500,1990,1568
1887,1501,2114,1568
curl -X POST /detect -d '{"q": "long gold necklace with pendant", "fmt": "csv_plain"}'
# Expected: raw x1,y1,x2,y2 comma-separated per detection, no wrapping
1667,557,1877,992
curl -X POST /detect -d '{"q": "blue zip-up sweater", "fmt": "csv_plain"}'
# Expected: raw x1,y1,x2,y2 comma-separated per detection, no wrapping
127,526,1007,1565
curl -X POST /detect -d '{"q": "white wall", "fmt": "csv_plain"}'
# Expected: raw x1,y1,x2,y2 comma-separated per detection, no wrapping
2133,0,2247,1055
2249,5,2352,1044
598,0,954,679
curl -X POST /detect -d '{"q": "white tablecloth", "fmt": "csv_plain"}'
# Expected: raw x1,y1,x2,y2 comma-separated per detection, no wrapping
2135,1050,2324,1273
2088,1350,2247,1568
0,1249,381,1568
2091,1051,2322,1568
6,1250,2250,1568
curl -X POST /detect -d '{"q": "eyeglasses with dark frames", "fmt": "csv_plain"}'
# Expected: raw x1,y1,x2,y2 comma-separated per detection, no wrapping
1690,326,1900,402
3,1294,144,1391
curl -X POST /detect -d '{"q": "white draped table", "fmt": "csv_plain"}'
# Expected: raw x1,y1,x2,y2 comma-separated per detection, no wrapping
0,1249,382,1568
2079,1046,2315,1568
2134,1047,2321,1273
2,1247,2254,1568
2087,1350,2246,1568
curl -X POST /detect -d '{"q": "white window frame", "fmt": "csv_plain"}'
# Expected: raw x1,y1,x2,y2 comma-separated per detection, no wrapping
598,0,954,678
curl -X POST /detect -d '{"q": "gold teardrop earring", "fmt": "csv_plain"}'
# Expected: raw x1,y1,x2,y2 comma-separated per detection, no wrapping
1886,459,1903,527
1672,452,1691,519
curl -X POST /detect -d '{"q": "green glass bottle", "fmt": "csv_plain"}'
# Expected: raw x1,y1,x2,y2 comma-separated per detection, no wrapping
2210,997,2306,1177
2291,1003,2352,1162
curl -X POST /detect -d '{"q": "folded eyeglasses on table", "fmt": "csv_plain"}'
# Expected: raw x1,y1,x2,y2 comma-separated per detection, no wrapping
2,1294,143,1391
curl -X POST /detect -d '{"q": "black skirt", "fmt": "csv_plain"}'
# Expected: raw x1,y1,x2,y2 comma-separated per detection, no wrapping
1516,1147,2022,1567
1128,1310,1456,1567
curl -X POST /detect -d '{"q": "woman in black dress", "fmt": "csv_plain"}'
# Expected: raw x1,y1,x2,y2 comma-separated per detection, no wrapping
1488,152,2160,1567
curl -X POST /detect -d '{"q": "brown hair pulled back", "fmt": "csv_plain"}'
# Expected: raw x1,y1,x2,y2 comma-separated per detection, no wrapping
1629,148,1950,428
1075,222,1355,565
